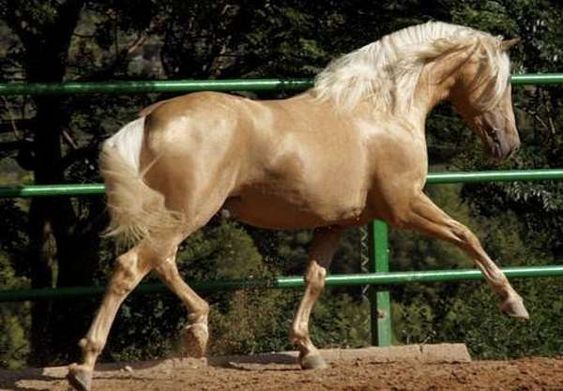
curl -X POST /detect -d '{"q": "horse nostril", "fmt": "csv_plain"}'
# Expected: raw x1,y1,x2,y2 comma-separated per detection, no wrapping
507,143,520,159
513,138,521,152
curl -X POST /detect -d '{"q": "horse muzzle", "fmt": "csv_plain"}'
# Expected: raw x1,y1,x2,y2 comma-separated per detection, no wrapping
484,126,520,160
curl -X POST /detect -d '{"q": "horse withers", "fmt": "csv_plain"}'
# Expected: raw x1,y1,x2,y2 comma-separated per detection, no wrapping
68,21,524,391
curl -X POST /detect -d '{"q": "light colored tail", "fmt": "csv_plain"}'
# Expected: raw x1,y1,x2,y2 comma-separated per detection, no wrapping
100,117,183,246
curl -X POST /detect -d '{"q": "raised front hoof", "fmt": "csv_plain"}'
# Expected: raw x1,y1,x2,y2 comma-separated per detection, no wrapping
500,297,529,320
299,354,328,370
183,323,209,358
67,363,93,391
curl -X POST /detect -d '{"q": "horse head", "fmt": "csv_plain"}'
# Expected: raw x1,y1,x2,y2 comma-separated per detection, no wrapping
449,38,521,160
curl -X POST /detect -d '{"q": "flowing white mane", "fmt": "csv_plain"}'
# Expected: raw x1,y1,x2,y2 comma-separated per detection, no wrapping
313,21,511,113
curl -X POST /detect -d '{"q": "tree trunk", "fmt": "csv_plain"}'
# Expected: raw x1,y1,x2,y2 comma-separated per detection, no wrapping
6,0,91,365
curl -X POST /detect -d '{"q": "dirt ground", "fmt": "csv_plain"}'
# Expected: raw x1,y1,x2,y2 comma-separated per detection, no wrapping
1,349,562,390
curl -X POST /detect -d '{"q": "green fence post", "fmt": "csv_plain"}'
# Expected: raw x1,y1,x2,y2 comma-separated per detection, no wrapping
368,220,392,346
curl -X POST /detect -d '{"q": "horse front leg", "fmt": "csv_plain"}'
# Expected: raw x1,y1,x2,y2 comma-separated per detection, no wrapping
290,226,343,369
400,193,529,319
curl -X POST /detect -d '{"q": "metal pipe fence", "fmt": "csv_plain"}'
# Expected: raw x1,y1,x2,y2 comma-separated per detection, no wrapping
0,74,562,347
0,73,562,96
1,265,562,303
1,169,562,198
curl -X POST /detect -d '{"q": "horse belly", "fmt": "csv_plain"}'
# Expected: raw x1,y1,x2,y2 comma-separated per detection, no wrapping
223,189,365,230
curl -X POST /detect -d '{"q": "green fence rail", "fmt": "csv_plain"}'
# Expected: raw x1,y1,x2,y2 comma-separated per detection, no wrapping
1,169,562,198
0,79,312,95
1,73,562,348
1,265,562,303
0,73,562,96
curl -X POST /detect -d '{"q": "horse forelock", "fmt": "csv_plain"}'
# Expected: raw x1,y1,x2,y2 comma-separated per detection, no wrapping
313,21,511,113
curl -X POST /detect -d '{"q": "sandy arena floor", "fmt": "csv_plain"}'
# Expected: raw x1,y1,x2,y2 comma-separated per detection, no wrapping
1,346,561,390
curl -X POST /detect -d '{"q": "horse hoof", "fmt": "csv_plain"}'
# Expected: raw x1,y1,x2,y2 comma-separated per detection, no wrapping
300,354,328,370
67,363,92,391
183,323,208,358
500,297,529,320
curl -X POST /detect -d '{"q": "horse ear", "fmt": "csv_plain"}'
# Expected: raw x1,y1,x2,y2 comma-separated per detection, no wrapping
500,38,520,51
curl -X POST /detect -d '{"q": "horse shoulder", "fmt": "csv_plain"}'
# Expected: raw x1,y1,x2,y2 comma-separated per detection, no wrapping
357,117,429,224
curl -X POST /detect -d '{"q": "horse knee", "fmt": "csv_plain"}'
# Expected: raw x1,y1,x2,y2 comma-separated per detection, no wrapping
447,222,482,253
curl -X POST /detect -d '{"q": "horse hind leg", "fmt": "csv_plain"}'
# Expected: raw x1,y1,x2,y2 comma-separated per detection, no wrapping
67,241,174,391
153,255,209,358
68,197,223,390
149,190,236,359
148,192,229,359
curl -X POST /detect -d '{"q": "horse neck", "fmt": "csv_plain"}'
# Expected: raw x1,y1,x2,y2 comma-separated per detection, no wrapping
409,56,464,125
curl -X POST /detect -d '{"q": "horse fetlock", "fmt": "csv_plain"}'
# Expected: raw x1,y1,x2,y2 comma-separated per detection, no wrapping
289,333,302,346
79,337,103,356
290,332,319,362
289,323,309,344
187,307,209,324
183,323,209,358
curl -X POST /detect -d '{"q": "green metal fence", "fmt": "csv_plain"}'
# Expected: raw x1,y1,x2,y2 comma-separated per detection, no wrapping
1,74,562,347
1,73,562,95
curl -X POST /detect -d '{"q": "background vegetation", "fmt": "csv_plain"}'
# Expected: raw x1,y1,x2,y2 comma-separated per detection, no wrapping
0,0,561,369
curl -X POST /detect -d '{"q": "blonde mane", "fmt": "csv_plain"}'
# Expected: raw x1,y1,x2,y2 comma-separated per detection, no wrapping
313,21,511,113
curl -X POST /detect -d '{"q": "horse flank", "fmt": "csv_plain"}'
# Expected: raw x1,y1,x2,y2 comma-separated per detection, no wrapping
313,21,511,113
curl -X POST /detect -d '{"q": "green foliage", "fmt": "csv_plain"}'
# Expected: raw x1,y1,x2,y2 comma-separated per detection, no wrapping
444,278,563,358
0,253,30,369
392,276,563,358
0,198,31,368
311,294,371,349
210,289,296,355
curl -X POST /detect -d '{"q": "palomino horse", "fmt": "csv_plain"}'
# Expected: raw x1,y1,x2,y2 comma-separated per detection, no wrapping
68,21,526,390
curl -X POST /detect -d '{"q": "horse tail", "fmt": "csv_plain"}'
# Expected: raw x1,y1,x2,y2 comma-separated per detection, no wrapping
100,116,183,247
